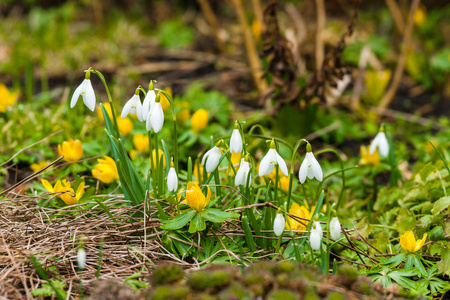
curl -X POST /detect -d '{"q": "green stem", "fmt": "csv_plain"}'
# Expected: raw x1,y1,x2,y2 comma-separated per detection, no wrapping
314,148,347,210
148,131,155,195
156,89,178,172
287,139,308,209
91,69,120,138
274,167,279,207
154,132,159,197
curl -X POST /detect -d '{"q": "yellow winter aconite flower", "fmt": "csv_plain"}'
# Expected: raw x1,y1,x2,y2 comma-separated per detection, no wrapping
400,231,427,253
252,19,262,41
42,179,84,205
231,152,241,165
191,109,209,132
58,139,83,162
92,156,119,184
279,176,290,191
151,149,166,169
117,117,133,136
176,101,190,124
359,145,380,166
129,149,137,159
160,87,172,112
285,203,314,231
0,83,19,113
413,6,426,26
185,182,211,212
97,102,113,122
30,161,48,173
133,133,149,153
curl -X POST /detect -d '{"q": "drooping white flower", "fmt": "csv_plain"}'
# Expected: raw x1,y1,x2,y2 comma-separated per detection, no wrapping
273,212,285,236
146,100,164,133
77,248,86,270
310,222,323,251
142,89,156,121
202,143,222,173
70,71,96,111
167,162,178,192
122,90,143,122
330,217,341,240
230,122,243,154
258,139,288,177
299,143,323,184
235,157,252,187
369,130,389,157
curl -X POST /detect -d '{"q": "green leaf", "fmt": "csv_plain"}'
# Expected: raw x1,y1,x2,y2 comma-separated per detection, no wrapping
188,214,206,233
161,210,196,230
431,196,450,215
386,253,406,267
437,245,450,276
201,208,238,223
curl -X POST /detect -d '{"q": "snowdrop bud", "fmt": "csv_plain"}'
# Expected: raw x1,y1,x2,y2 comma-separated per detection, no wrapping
298,143,323,184
235,155,252,187
330,217,341,240
273,208,285,236
167,160,178,192
369,125,389,157
77,248,86,270
230,122,243,154
310,223,322,251
70,70,96,111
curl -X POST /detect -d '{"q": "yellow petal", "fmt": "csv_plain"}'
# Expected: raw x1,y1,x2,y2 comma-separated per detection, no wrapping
76,182,85,200
41,179,54,193
415,233,427,252
400,231,415,253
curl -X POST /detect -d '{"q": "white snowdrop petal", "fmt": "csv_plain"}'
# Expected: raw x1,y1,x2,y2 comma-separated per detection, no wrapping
298,159,308,184
259,152,272,177
150,103,164,132
230,129,243,154
205,148,221,173
77,248,86,270
330,217,341,240
310,230,322,250
121,97,134,119
275,152,288,177
167,168,178,192
142,90,156,121
201,148,212,166
309,154,323,182
84,79,96,111
377,132,389,157
273,213,285,236
70,81,83,108
315,221,323,239
369,134,380,155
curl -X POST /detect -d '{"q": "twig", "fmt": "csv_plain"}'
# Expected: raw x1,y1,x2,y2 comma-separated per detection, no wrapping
230,0,267,94
379,0,420,112
315,0,326,70
384,0,405,33
196,0,226,52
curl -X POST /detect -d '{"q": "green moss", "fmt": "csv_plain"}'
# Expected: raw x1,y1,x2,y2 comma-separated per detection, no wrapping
276,273,290,288
151,264,184,285
275,261,295,274
327,292,346,300
243,272,264,286
337,264,359,281
267,289,298,300
210,270,231,289
172,286,191,299
219,284,250,300
187,271,211,291
303,290,320,300
151,286,172,300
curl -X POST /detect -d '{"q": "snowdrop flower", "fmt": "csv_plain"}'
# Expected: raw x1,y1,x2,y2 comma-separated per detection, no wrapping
202,141,222,173
167,160,178,192
122,88,143,122
146,93,164,133
330,217,341,240
310,222,323,251
230,121,243,154
258,139,288,177
273,209,285,236
299,143,323,184
70,70,96,111
142,80,156,121
369,126,389,157
77,247,86,270
235,155,252,187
